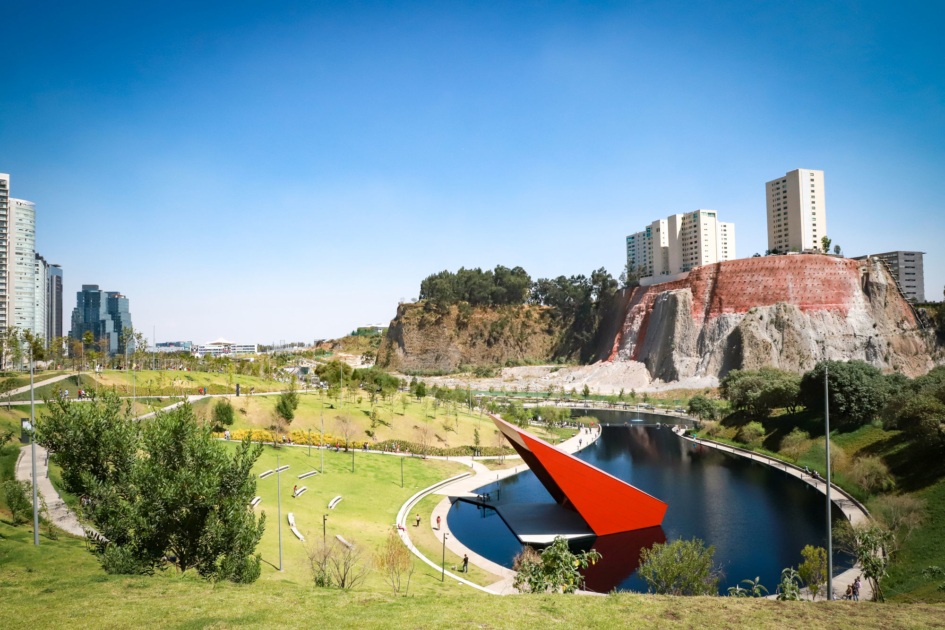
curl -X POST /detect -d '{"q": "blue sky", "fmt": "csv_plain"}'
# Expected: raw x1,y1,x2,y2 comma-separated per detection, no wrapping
2,1,943,344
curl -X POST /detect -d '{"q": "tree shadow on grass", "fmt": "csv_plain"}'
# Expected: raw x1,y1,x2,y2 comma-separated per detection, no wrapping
861,433,945,493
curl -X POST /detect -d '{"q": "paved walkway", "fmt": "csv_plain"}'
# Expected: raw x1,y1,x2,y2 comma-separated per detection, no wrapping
672,427,873,601
411,424,602,594
15,443,87,537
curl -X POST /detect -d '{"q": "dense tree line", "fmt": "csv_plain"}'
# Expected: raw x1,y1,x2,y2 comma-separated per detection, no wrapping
718,361,945,450
419,265,532,308
416,265,620,362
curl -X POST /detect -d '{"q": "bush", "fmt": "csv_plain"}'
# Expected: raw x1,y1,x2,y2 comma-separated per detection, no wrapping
848,456,895,494
512,537,601,594
3,480,32,526
779,428,810,463
736,422,765,448
637,538,720,595
688,395,718,420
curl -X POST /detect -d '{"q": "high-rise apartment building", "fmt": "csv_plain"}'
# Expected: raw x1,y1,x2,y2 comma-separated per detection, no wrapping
854,251,926,303
70,285,133,355
0,172,61,347
0,174,9,332
47,264,63,343
626,209,736,283
766,168,826,254
10,198,37,332
33,253,48,342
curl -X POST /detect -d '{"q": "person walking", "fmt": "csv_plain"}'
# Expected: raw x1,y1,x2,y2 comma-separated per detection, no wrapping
462,554,469,573
414,513,421,527
436,515,441,530
853,576,861,601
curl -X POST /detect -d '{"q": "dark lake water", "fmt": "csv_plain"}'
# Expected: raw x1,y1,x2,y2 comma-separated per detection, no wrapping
447,409,849,593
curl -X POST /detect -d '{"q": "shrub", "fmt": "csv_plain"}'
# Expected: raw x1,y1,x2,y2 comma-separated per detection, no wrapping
736,422,765,448
513,537,601,594
3,480,32,526
798,545,827,601
779,428,810,463
637,538,720,596
848,456,895,494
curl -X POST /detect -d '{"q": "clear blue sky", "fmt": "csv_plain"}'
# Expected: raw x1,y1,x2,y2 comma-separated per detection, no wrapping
2,1,943,344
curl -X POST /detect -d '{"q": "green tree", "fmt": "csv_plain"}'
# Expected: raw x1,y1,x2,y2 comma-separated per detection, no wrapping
800,360,889,428
581,384,591,399
688,395,718,420
512,536,601,594
211,399,236,431
275,389,299,423
820,235,832,254
637,538,721,595
848,456,894,494
837,522,894,601
36,393,139,497
39,399,265,582
798,545,827,601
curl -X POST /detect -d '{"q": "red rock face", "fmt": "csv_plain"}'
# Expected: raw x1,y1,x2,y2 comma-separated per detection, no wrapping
609,255,921,366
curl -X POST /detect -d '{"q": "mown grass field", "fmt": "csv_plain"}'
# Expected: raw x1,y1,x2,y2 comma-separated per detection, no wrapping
1,519,943,629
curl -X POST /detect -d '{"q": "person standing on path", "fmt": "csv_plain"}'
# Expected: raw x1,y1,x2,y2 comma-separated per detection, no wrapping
853,576,861,601
414,513,421,527
462,554,469,573
436,515,441,530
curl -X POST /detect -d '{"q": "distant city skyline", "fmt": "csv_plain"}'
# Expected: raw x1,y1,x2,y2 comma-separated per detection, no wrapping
2,2,943,342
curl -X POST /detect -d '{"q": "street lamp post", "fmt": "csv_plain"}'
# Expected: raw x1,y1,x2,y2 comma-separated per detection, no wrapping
441,532,449,582
277,454,283,572
825,363,833,600
30,346,38,546
323,514,328,546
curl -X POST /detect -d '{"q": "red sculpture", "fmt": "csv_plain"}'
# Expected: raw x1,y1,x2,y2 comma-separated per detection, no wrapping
492,415,667,535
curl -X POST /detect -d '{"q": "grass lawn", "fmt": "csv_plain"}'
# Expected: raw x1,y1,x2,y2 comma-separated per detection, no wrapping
245,443,470,591
196,391,556,455
1,518,944,628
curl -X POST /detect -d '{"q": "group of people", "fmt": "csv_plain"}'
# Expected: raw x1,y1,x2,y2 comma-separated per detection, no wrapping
842,576,862,600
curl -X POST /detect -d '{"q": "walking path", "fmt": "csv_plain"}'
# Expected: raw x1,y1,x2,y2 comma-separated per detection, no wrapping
15,443,87,537
672,426,873,601
396,423,602,594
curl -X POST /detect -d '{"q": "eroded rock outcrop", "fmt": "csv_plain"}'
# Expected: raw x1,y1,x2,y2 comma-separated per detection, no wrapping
610,255,935,380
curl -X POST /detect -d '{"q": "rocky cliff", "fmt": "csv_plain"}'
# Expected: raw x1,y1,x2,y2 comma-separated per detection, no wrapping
379,303,561,372
607,254,935,380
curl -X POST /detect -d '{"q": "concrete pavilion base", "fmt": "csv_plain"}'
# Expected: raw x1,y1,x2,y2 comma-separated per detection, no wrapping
492,502,594,545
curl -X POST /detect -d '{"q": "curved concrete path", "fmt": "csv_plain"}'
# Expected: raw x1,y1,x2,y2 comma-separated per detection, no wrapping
15,443,87,537
673,427,873,601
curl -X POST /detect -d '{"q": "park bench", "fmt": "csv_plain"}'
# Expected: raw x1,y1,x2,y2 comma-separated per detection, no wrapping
258,469,274,479
328,495,343,509
287,512,296,527
250,496,262,507
298,470,318,480
335,534,353,549
293,486,308,498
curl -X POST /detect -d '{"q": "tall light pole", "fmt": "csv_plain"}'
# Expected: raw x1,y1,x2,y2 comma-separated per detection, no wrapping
824,363,833,600
441,531,449,582
29,341,39,546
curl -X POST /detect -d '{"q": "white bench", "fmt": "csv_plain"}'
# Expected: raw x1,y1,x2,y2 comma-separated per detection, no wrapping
287,512,296,527
293,486,308,498
335,534,353,549
258,470,274,479
291,526,304,541
250,496,262,507
299,470,318,480
328,496,343,509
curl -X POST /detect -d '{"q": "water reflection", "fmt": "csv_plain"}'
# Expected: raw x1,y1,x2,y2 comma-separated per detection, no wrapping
447,411,849,592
